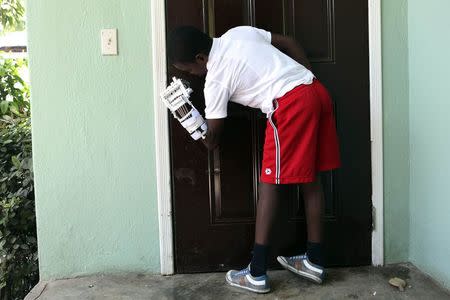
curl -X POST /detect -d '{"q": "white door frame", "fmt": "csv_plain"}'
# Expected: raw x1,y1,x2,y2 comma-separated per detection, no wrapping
151,0,384,275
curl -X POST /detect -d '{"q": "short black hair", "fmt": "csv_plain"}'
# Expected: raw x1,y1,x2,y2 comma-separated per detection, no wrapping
168,26,213,63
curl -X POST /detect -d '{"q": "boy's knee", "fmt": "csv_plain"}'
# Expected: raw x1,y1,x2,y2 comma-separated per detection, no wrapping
300,176,322,190
259,182,284,193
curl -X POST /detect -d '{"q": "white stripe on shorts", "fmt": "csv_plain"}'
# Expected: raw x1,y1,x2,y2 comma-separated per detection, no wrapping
268,100,281,184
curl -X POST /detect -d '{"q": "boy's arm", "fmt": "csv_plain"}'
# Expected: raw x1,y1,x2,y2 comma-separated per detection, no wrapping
202,118,225,150
271,33,312,70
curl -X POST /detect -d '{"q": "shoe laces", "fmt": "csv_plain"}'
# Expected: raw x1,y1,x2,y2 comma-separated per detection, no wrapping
291,254,306,260
235,267,250,276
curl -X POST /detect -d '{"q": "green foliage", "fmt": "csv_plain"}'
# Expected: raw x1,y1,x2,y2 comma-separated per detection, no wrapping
0,118,33,199
0,0,25,33
0,1,36,298
0,56,29,120
0,118,37,300
0,55,36,299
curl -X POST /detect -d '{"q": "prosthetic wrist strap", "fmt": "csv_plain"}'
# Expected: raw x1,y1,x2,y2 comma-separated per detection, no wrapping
160,77,207,140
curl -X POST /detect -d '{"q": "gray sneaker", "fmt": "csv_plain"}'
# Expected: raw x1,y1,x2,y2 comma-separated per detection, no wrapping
225,265,270,294
277,254,325,284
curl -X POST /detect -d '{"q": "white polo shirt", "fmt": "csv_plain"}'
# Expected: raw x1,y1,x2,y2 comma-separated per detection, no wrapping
204,26,315,119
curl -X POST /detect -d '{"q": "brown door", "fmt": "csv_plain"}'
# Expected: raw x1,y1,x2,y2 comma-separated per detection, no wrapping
166,0,371,273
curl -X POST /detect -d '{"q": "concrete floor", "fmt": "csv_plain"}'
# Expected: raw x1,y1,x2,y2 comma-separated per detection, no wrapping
26,263,449,300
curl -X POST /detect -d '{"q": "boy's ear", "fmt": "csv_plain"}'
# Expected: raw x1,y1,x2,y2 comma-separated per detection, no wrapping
195,53,208,63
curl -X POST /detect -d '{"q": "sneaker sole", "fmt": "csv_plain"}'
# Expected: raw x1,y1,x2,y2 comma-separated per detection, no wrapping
276,256,323,284
225,272,271,294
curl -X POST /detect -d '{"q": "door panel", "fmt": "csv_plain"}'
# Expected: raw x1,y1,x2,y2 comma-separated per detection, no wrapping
166,0,371,273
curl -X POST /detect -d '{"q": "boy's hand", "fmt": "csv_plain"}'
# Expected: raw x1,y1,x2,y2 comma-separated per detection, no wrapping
202,118,225,150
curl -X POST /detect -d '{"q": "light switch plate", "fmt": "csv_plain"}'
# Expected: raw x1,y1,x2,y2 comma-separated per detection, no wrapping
101,29,118,56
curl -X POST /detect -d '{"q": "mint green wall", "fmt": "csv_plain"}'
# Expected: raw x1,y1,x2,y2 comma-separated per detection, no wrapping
381,0,410,263
27,0,160,280
408,0,450,289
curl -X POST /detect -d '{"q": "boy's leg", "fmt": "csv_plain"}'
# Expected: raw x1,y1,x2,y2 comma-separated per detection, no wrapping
276,176,326,284
254,182,283,245
301,176,325,266
250,182,283,276
225,183,278,293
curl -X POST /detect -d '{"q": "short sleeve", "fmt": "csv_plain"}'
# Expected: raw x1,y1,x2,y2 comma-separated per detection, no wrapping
204,81,229,119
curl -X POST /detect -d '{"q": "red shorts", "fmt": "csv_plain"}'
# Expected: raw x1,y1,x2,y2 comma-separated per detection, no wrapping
260,79,341,184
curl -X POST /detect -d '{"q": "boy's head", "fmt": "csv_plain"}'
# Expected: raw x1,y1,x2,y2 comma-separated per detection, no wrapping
168,26,212,76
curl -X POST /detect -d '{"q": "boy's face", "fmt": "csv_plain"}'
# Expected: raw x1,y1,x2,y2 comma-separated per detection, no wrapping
173,54,208,77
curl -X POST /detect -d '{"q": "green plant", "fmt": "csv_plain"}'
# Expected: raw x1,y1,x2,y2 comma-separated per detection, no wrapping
0,120,37,299
0,56,30,120
0,0,25,33
0,52,36,298
0,1,36,298
0,117,37,300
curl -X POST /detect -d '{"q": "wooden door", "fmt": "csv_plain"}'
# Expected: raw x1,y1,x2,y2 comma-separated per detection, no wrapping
166,0,372,273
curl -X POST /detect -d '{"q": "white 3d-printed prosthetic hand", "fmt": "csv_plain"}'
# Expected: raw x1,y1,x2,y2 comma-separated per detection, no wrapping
160,77,207,140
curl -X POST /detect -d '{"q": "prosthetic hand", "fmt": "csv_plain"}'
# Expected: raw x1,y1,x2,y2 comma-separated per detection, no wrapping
160,77,207,140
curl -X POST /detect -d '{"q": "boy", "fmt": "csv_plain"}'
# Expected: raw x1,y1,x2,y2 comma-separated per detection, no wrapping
168,26,340,294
